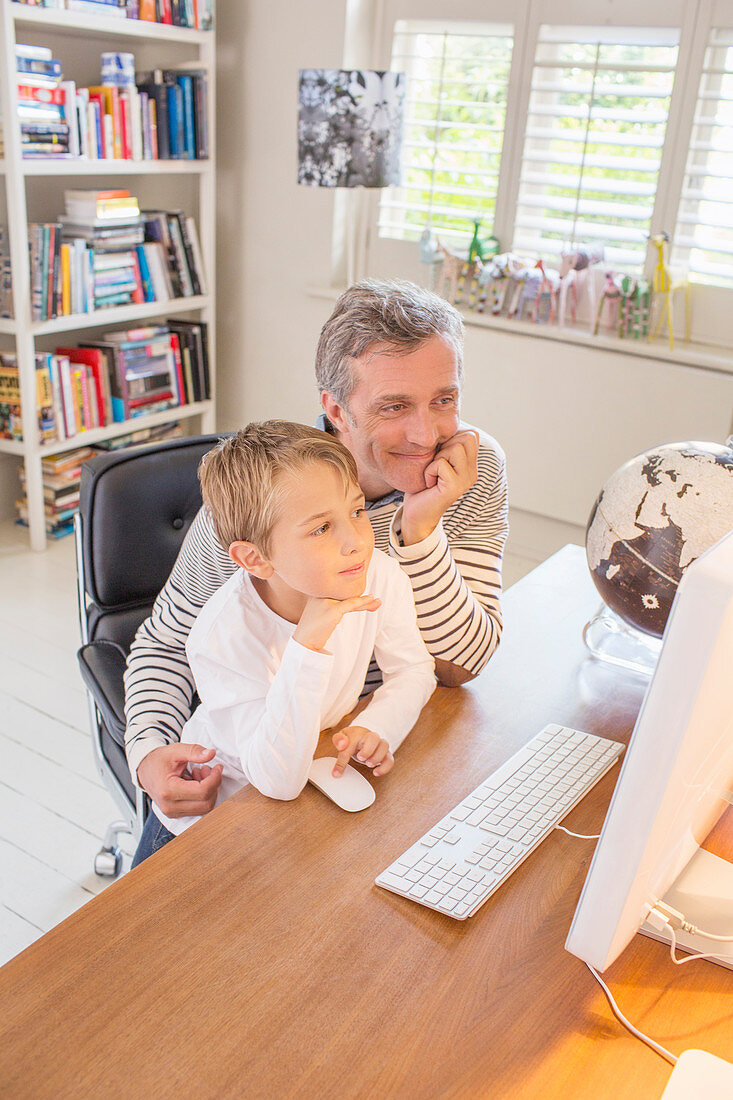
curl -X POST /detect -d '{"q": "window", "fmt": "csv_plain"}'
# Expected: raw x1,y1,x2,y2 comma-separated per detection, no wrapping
377,20,514,252
672,28,733,286
512,26,678,272
372,0,733,345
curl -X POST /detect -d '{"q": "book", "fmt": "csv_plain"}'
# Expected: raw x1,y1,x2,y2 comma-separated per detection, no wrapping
15,44,54,63
64,187,139,219
0,355,22,440
56,346,112,426
17,57,62,78
167,81,184,159
142,212,181,295
177,74,196,159
171,211,201,295
165,213,194,295
166,318,209,401
80,341,128,421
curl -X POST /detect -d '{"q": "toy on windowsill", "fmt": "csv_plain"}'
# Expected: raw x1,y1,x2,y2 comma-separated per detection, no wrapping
558,244,605,328
593,271,624,335
474,252,526,314
618,276,651,340
432,222,501,307
418,226,441,290
468,219,499,264
647,231,690,350
436,240,468,303
531,259,561,323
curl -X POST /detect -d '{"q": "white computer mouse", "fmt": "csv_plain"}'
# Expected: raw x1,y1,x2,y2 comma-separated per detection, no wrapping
307,756,376,812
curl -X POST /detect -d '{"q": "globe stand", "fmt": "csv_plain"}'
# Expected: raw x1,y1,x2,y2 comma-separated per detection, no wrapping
583,603,662,676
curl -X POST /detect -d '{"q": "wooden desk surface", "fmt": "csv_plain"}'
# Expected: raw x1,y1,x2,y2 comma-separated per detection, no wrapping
1,546,731,1099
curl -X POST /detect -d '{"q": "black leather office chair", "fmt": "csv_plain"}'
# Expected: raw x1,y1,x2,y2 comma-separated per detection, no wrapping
75,433,220,875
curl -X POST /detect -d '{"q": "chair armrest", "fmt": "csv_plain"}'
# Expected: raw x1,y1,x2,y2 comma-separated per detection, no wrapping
77,640,127,750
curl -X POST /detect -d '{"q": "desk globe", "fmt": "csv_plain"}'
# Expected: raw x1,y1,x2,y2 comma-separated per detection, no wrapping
584,441,733,671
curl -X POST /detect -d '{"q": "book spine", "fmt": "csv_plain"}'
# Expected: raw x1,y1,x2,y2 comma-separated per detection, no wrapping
175,213,202,296
77,366,92,430
47,356,67,441
166,214,194,296
167,82,184,159
193,73,208,159
16,85,66,105
60,242,71,315
178,76,196,160
59,81,80,157
58,357,77,437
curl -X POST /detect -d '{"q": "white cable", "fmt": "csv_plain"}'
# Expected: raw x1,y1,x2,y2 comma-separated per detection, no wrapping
585,963,678,1066
554,825,600,839
649,904,733,965
668,926,733,966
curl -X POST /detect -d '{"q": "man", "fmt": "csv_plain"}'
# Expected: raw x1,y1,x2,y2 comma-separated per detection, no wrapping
124,279,508,824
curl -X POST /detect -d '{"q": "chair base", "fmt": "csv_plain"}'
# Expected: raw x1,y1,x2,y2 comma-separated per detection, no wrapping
94,819,132,878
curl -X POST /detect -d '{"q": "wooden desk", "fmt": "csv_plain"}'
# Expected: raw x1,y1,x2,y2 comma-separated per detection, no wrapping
1,546,731,1099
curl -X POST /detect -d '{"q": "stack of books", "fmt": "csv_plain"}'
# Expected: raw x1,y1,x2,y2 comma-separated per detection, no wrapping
61,189,144,311
135,68,209,160
16,44,73,160
16,446,97,539
1,323,209,441
82,324,179,420
141,210,207,299
14,46,209,163
29,192,207,319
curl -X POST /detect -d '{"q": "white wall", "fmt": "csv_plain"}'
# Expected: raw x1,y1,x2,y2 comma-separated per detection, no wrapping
214,0,347,430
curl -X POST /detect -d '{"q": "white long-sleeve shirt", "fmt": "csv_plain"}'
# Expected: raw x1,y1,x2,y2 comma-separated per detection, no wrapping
154,548,435,835
126,424,507,781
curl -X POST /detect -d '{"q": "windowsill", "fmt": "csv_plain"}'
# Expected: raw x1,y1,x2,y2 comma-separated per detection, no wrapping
306,285,733,379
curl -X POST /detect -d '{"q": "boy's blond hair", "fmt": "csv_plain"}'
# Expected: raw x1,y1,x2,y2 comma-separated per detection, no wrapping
198,420,359,554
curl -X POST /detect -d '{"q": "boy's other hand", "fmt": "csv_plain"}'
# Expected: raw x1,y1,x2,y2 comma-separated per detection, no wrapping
293,594,381,653
136,743,223,817
332,725,394,778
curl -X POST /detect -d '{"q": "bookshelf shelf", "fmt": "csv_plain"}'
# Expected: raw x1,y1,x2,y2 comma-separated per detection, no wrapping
12,5,209,44
31,294,210,336
22,159,213,177
1,0,217,549
0,399,212,459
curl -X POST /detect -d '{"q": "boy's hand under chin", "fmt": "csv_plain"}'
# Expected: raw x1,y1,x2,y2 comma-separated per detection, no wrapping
293,593,381,653
332,724,394,778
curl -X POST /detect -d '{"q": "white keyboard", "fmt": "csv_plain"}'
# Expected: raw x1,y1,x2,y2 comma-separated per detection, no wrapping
375,723,624,920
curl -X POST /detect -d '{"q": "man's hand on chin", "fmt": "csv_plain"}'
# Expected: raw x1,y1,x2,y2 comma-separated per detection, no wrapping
136,743,223,818
400,429,479,545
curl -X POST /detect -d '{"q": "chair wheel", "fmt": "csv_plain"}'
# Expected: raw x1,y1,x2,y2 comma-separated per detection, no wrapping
94,847,122,877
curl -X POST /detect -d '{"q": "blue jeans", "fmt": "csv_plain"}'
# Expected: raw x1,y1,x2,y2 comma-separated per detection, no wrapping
131,810,175,868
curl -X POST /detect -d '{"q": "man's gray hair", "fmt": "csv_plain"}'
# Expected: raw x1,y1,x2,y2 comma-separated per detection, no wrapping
315,279,464,409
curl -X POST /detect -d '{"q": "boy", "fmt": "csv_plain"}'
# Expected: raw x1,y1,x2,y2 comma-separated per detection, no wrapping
135,421,436,862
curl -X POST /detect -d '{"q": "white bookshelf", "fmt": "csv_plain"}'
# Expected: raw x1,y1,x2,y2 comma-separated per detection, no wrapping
0,0,216,550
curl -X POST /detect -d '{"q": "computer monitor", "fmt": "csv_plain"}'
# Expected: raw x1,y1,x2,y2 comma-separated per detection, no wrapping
566,530,733,972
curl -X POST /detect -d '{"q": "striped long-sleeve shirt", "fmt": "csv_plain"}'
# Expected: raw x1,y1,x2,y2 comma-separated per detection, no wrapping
124,425,508,782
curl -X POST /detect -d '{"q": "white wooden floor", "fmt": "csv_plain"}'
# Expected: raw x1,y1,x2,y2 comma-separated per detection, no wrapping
0,517,540,968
